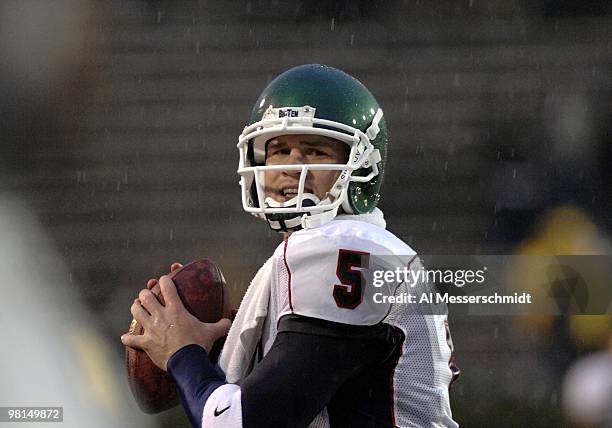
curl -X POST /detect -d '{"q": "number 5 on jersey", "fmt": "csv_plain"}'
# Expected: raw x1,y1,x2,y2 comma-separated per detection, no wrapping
333,249,370,309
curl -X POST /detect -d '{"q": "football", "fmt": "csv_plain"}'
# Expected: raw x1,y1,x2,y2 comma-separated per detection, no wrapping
125,259,231,414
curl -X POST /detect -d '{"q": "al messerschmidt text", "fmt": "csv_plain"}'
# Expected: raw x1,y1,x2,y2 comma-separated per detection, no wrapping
373,292,532,304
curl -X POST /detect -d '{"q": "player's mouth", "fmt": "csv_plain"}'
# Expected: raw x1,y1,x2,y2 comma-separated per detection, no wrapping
277,187,314,201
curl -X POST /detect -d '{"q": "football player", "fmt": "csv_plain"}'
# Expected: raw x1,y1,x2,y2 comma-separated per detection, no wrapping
122,64,460,427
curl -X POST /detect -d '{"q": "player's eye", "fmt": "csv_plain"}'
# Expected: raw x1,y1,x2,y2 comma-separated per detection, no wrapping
306,148,328,157
268,147,290,157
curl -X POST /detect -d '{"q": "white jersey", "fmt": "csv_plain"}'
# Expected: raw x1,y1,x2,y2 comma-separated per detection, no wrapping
260,218,459,428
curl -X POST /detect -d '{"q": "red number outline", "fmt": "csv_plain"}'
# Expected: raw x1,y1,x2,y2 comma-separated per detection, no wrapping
333,249,370,309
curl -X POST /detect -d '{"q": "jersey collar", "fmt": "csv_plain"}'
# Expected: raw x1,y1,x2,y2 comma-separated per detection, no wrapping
335,207,386,229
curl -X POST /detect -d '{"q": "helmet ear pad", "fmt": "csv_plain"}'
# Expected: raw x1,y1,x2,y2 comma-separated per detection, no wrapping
344,131,387,215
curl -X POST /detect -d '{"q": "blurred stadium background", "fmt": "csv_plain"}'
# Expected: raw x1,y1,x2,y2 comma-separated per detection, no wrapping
1,0,611,426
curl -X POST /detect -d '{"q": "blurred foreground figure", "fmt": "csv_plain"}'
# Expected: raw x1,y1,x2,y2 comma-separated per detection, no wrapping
562,342,612,427
0,194,150,428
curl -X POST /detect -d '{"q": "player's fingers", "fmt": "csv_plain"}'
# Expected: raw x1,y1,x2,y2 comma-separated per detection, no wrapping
121,333,147,350
138,289,162,314
170,262,183,273
147,279,158,290
159,275,182,308
130,299,152,328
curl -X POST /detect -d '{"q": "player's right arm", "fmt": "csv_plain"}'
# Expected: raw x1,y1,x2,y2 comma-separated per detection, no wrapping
239,314,403,427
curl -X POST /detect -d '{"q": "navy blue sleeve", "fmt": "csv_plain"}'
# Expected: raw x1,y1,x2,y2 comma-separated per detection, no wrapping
240,315,401,428
167,344,226,428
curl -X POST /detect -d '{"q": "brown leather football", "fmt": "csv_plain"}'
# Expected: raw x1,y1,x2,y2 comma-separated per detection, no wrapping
125,259,231,414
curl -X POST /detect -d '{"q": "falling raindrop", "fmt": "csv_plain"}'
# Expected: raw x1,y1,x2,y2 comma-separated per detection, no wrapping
331,18,335,31
169,229,174,241
350,34,355,46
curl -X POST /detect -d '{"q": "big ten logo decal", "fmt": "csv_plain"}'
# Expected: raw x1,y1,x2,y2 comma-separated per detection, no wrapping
279,109,299,118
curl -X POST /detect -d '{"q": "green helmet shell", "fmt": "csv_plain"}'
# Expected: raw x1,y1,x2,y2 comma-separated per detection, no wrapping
247,64,388,214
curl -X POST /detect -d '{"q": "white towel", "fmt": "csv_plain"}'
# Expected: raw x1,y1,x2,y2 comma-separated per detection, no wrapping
218,256,273,383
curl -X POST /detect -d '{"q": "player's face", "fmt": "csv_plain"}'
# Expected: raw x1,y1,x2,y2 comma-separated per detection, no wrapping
264,134,349,203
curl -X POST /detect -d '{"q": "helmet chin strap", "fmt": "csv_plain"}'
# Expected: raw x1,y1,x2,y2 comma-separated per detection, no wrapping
263,193,339,232
301,206,339,229
263,193,319,232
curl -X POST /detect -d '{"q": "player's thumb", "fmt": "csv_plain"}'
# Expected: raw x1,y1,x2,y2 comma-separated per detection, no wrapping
211,318,232,339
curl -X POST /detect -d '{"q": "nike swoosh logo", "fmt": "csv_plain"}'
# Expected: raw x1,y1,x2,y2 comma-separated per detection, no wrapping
214,405,230,417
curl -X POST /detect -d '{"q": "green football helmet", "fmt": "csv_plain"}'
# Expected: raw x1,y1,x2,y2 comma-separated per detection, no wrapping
237,64,388,232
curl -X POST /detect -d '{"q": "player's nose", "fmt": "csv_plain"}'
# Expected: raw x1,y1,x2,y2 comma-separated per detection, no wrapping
283,148,307,179
287,147,307,163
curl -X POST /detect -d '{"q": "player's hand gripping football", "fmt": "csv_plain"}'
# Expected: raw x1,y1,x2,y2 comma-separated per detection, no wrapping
121,262,231,372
